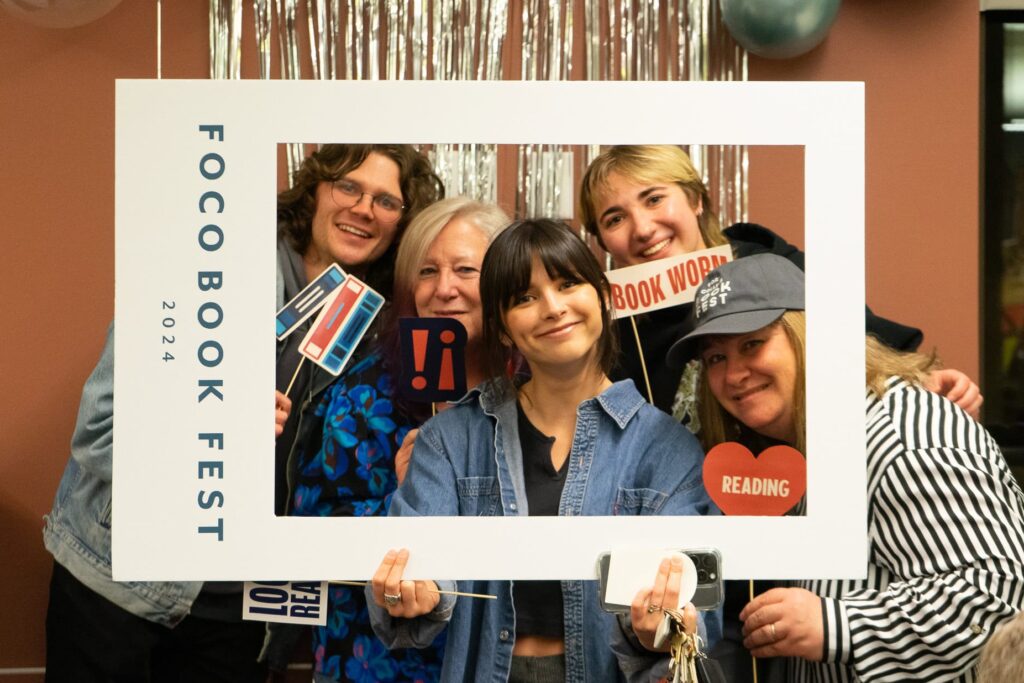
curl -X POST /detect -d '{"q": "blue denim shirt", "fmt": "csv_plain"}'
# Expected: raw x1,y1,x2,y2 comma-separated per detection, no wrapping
44,252,299,628
42,324,204,626
368,379,721,682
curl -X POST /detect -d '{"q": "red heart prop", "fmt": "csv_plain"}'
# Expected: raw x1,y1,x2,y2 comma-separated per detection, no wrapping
702,442,806,516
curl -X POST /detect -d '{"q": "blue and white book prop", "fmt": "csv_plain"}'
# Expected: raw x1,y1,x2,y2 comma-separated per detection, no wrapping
397,317,468,403
275,263,346,339
299,274,384,375
604,245,732,318
242,580,329,625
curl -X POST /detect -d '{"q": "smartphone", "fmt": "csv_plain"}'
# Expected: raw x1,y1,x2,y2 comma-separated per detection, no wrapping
596,548,723,612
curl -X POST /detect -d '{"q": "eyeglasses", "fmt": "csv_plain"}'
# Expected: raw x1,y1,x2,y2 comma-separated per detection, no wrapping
331,178,405,224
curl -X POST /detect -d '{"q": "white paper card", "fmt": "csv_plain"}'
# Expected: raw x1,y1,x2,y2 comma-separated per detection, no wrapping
605,549,698,609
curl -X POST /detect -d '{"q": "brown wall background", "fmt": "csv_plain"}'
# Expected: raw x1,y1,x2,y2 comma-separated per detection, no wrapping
0,0,980,674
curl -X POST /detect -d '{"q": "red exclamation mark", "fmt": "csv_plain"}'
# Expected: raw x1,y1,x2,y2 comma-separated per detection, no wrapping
411,329,429,390
437,330,456,391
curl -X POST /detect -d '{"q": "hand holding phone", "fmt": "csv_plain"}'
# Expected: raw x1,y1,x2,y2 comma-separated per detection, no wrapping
597,548,723,613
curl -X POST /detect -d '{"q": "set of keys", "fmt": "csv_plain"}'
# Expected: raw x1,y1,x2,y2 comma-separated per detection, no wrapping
652,606,706,683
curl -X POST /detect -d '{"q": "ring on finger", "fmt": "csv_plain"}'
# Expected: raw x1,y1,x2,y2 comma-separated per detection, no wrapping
769,623,778,642
647,603,662,614
383,592,402,607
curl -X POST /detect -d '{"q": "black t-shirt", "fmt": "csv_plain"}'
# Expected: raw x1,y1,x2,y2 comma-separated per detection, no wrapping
512,401,568,638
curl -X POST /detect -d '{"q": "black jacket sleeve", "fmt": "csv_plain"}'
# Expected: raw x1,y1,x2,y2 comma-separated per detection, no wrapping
724,223,923,351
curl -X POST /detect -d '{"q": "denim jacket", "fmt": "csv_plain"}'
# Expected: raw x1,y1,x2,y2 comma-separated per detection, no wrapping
367,379,720,683
42,324,203,626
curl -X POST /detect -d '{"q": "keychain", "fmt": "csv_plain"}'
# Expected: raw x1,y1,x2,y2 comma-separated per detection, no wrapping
663,607,699,683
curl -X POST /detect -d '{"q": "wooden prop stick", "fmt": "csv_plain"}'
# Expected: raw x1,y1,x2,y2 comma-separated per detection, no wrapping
284,356,306,399
331,580,497,600
750,580,759,683
629,317,655,404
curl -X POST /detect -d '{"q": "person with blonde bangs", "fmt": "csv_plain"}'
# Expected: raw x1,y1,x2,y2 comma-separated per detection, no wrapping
667,253,1024,682
577,144,982,429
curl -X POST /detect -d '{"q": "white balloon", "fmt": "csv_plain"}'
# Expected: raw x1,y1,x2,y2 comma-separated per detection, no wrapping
0,0,124,29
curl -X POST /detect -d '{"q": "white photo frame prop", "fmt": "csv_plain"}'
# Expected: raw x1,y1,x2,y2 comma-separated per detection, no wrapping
113,80,865,582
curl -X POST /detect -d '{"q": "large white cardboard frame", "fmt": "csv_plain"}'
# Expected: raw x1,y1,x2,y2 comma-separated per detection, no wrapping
113,80,865,582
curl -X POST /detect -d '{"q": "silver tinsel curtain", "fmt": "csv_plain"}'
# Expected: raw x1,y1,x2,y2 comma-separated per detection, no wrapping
208,0,746,225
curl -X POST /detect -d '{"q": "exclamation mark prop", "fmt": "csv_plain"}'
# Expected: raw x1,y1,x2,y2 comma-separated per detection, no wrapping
410,329,429,390
398,318,468,403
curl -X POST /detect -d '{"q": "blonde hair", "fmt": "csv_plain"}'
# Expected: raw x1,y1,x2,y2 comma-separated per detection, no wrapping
697,311,940,455
697,311,807,454
578,145,728,251
864,335,939,398
392,197,511,317
977,611,1024,682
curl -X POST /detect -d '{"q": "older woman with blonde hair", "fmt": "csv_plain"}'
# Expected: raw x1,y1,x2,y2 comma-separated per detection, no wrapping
281,195,510,683
387,196,512,394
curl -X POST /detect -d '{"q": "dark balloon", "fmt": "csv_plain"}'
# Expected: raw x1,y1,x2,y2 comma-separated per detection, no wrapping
720,0,841,60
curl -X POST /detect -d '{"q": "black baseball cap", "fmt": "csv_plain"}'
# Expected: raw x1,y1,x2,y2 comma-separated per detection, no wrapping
666,253,805,367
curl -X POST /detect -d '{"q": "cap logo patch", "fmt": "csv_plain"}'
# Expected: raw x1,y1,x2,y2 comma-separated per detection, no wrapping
695,277,731,319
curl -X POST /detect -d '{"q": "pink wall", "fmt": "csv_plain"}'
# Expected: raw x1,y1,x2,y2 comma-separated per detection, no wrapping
0,0,981,673
0,3,209,674
748,0,980,379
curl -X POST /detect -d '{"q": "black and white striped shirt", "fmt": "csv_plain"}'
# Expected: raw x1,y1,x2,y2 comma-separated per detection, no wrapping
787,378,1024,682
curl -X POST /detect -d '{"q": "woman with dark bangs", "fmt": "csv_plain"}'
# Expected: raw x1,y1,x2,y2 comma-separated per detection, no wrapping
365,219,719,683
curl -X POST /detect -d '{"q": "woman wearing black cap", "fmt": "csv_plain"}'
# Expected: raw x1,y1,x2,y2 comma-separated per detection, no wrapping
671,253,1024,682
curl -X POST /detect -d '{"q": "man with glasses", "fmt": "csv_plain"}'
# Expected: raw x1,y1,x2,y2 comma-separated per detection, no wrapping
43,144,444,682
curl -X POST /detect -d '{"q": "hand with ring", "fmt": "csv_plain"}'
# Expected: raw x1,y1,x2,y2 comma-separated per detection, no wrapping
371,548,440,618
739,587,824,661
630,554,697,652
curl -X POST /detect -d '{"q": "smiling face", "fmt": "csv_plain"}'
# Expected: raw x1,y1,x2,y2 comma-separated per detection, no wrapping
413,217,489,345
593,171,706,267
305,152,403,280
501,255,604,375
702,323,799,444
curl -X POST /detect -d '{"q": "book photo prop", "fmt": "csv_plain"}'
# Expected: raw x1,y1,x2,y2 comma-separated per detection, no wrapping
113,80,865,582
702,443,807,517
605,245,733,318
299,275,384,375
276,263,346,339
243,580,329,625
